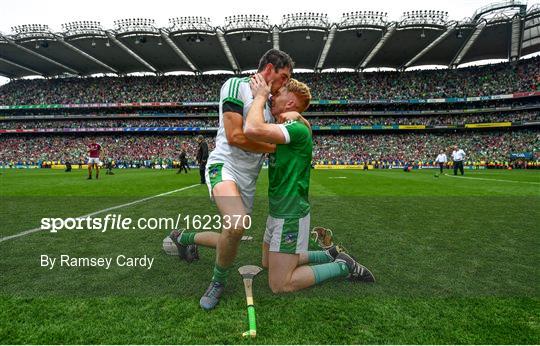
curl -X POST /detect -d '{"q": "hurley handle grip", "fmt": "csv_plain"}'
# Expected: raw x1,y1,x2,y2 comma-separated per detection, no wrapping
247,305,256,332
242,305,257,337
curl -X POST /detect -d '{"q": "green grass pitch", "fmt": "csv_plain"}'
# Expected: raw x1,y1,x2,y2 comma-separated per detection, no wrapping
0,168,539,344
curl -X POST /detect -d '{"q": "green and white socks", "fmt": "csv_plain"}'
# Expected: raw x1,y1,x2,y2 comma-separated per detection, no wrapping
308,250,334,264
310,262,349,284
308,250,348,284
212,263,230,285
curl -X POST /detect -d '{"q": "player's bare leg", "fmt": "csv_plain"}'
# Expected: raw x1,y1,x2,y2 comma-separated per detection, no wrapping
173,229,238,254
171,182,246,258
95,163,99,179
268,252,316,293
214,183,247,266
200,180,247,310
169,225,222,253
169,216,243,261
264,242,374,293
261,242,270,269
87,163,92,179
169,230,220,262
193,232,220,247
262,238,341,269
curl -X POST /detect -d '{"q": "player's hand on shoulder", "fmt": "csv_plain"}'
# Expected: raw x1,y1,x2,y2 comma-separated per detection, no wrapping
280,111,301,122
250,73,271,99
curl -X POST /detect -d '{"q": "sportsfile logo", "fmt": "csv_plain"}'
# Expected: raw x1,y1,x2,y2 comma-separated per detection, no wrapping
40,214,180,233
40,213,252,233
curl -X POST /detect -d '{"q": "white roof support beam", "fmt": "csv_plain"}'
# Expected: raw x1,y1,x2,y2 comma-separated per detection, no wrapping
57,38,118,74
403,26,455,68
510,16,522,60
216,30,240,72
273,27,280,50
2,36,79,75
315,26,337,70
159,30,199,72
359,26,395,69
451,21,486,67
105,31,159,73
0,56,44,76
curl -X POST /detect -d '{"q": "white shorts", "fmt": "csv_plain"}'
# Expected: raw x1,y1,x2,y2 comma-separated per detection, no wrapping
263,213,310,254
88,157,100,165
205,162,257,214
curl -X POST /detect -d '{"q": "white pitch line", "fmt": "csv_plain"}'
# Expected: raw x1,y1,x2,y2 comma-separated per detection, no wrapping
444,174,540,185
0,183,200,243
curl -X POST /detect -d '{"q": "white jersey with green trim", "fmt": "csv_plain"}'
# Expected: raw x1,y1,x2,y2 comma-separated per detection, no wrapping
207,77,273,175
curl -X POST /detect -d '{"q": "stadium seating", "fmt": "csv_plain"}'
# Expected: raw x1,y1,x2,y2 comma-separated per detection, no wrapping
0,57,538,167
1,129,538,167
312,130,539,163
0,112,538,129
0,57,538,105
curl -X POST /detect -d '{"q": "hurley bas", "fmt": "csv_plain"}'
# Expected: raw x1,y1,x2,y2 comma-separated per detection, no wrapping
41,254,154,270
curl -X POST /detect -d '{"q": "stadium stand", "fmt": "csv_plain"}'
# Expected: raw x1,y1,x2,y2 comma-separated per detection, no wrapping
1,6,539,169
0,111,538,129
0,57,538,104
1,130,538,167
312,130,539,164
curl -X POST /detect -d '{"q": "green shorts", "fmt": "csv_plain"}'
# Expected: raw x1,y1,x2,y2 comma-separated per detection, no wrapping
263,213,310,254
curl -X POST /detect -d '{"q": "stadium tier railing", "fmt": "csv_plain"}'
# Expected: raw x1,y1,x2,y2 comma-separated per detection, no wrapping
0,91,538,110
1,102,540,120
1,121,539,134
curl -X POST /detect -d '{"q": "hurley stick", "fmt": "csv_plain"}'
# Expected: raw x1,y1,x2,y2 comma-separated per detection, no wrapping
238,265,262,337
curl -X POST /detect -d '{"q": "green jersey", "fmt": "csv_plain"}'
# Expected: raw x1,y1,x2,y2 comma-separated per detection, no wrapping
268,120,312,218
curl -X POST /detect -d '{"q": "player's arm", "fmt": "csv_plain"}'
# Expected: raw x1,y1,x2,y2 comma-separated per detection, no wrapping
221,78,275,153
223,111,275,153
244,74,291,144
244,97,289,144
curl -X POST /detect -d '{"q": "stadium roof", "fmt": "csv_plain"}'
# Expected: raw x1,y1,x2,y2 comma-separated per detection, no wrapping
0,1,539,78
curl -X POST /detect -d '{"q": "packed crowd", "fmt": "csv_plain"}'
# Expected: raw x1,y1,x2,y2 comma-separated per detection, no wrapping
305,100,540,113
312,130,539,163
1,130,538,166
310,112,539,126
305,58,540,100
1,111,538,130
5,98,538,118
1,57,538,105
0,135,214,166
0,118,215,129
